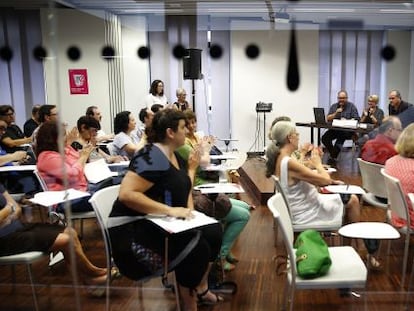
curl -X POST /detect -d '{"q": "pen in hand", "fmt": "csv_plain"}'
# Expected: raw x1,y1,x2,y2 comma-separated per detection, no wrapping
346,184,349,191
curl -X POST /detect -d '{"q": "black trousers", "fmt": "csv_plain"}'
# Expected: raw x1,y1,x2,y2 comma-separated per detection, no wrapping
321,129,354,158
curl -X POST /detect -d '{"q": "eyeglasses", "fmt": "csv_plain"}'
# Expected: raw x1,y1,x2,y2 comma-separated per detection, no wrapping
0,127,6,131
2,112,14,116
337,97,348,99
392,127,402,132
388,97,396,100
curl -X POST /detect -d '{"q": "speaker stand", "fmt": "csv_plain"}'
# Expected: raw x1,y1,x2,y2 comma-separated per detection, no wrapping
192,80,196,112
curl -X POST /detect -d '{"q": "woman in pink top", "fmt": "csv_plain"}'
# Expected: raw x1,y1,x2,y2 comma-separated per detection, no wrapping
35,121,94,212
385,123,414,229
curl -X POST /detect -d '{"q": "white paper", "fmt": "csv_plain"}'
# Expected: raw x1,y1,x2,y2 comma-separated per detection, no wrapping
194,183,245,194
0,165,36,172
332,119,358,129
84,159,118,183
29,188,90,206
323,185,366,194
148,210,218,233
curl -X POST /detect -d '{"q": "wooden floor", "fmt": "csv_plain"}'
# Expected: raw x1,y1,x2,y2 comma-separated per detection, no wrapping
2,150,414,310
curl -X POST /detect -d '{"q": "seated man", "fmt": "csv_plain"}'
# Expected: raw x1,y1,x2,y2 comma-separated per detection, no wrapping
361,116,402,165
388,89,412,116
23,105,41,137
85,106,114,142
137,107,154,141
0,105,32,154
321,90,360,163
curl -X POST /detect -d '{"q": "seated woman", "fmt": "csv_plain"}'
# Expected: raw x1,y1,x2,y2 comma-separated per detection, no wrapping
108,109,223,310
176,109,250,272
0,183,110,295
35,121,95,212
112,111,144,160
265,121,380,269
385,123,414,229
71,116,125,164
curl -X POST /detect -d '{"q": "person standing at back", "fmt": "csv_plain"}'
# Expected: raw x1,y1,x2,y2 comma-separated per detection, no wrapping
173,88,190,111
388,89,412,116
144,79,171,109
321,90,360,163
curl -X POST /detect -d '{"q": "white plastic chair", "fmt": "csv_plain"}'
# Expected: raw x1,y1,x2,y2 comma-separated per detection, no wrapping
381,168,413,289
271,175,343,232
89,185,201,311
267,193,367,311
357,158,388,209
0,251,47,311
33,169,96,238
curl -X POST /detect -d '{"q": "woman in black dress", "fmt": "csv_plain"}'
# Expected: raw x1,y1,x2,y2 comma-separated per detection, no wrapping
109,109,223,310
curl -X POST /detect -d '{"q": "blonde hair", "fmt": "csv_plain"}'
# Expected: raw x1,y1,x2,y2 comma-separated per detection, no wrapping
395,123,414,158
368,94,379,102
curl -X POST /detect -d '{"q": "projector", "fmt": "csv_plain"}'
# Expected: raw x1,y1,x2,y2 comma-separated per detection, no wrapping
256,102,273,113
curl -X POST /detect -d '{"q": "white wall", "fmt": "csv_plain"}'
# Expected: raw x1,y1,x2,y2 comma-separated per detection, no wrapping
231,29,319,152
386,31,413,103
41,9,111,132
120,16,149,121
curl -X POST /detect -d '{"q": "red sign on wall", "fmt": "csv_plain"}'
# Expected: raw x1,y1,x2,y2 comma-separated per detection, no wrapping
68,69,89,94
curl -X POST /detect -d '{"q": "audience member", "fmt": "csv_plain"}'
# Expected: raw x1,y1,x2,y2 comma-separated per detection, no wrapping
85,106,114,142
144,79,171,109
32,104,58,148
173,88,190,111
23,105,41,137
266,121,380,269
361,116,401,165
176,109,250,272
71,116,124,164
137,107,154,141
385,123,414,230
151,103,164,114
0,120,28,166
322,90,360,163
35,121,95,212
112,111,142,159
109,109,223,309
0,105,32,153
360,94,384,127
388,89,412,116
0,183,113,295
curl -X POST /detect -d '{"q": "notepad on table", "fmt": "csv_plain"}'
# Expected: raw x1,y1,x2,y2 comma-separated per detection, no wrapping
84,159,118,183
322,185,365,195
29,188,90,206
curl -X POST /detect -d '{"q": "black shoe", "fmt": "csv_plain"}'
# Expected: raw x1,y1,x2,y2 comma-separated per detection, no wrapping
327,158,337,166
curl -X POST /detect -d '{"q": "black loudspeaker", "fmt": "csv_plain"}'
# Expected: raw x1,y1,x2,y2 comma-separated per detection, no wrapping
183,48,202,80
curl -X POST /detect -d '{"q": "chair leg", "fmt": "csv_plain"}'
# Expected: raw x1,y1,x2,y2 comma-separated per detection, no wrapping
401,234,410,289
173,272,181,311
27,263,40,311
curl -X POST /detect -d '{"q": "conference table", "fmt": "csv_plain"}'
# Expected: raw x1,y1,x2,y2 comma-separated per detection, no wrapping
295,122,373,146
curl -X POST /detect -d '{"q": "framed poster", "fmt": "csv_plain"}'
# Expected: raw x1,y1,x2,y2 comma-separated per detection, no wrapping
68,69,89,94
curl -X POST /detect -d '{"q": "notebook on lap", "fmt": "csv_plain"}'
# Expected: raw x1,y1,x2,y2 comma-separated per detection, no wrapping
313,107,327,125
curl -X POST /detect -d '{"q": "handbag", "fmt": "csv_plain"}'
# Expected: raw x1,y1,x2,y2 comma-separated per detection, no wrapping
193,191,232,220
294,229,332,279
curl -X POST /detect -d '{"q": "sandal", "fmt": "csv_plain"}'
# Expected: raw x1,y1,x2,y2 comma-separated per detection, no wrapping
226,253,239,264
366,254,382,271
197,288,224,305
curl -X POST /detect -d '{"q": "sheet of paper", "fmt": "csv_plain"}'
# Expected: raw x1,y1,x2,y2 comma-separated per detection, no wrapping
84,159,118,183
194,183,245,194
323,185,366,194
29,189,90,206
148,210,218,233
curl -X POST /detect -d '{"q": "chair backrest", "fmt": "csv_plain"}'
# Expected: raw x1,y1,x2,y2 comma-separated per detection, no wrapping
271,175,293,218
88,185,120,268
381,168,410,227
106,142,117,156
33,169,48,191
357,158,387,199
267,193,297,276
